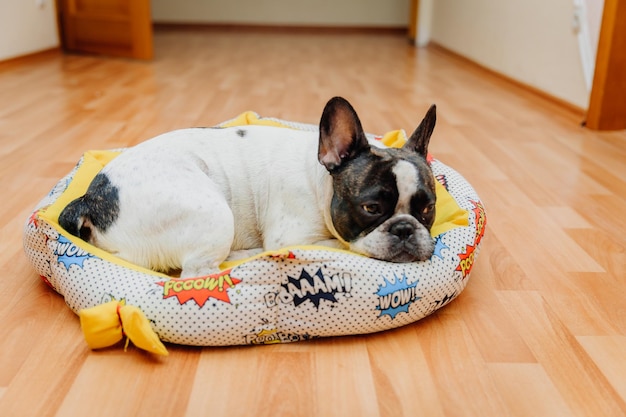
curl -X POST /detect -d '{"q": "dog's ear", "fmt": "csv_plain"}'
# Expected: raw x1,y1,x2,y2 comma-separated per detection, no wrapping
318,97,370,171
405,104,436,158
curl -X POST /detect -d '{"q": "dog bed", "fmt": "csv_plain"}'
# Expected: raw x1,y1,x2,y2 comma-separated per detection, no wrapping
23,112,487,355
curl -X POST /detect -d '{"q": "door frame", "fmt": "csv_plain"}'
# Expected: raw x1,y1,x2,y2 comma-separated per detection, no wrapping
585,0,626,130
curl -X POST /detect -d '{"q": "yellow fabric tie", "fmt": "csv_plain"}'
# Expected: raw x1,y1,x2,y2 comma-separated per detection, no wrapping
79,300,169,356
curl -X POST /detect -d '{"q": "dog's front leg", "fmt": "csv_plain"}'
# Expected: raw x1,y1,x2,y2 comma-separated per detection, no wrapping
178,196,236,278
311,238,346,249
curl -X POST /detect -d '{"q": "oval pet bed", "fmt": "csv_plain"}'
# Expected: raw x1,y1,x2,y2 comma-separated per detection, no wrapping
23,112,487,355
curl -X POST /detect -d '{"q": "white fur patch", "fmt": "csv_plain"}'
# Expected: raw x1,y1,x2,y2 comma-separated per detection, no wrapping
392,161,418,214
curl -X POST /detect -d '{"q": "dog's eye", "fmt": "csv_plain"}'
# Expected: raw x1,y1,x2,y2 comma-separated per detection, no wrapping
420,204,435,221
362,204,381,215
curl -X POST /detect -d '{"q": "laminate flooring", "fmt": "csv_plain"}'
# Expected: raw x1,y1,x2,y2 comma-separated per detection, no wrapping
1,27,625,417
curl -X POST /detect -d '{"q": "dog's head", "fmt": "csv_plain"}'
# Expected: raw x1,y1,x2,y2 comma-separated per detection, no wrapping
318,97,437,262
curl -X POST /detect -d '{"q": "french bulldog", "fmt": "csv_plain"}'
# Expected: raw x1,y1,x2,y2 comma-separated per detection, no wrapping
59,97,437,278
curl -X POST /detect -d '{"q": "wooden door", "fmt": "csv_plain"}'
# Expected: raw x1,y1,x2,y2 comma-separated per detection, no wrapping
58,0,153,60
408,0,419,43
585,0,626,130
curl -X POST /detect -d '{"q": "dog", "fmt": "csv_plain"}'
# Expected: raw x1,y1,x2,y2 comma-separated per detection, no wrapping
59,97,437,278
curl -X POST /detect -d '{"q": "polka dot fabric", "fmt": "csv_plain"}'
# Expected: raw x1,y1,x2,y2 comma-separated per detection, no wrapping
23,120,487,347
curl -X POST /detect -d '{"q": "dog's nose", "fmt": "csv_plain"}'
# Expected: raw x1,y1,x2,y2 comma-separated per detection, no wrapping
390,221,414,240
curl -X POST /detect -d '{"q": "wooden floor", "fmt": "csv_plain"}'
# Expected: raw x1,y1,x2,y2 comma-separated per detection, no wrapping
1,28,625,417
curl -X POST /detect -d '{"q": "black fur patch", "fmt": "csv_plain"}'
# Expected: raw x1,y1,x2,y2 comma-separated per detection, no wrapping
85,173,120,231
330,152,399,241
329,148,436,243
236,129,247,137
58,173,120,239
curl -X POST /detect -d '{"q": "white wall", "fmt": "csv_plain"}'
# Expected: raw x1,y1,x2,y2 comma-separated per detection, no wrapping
416,0,434,47
574,0,604,89
0,0,60,61
584,0,604,59
151,0,410,27
426,0,589,109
